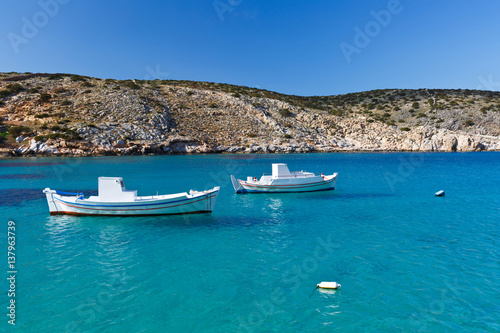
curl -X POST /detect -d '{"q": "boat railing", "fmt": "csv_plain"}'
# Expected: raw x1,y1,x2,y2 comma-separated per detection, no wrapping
270,173,320,179
56,190,84,198
264,170,324,179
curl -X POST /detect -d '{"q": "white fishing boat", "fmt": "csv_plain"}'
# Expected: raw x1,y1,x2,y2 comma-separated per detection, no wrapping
43,177,220,216
231,163,337,193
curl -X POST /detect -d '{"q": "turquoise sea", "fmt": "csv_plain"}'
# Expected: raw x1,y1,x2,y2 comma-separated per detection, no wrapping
0,152,499,332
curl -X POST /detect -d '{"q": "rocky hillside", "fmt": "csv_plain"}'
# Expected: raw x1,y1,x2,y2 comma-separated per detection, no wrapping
1,72,500,156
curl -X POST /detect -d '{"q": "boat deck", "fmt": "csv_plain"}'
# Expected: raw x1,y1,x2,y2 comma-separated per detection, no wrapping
85,192,190,202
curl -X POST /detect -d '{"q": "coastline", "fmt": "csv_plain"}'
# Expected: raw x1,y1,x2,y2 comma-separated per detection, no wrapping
1,143,498,158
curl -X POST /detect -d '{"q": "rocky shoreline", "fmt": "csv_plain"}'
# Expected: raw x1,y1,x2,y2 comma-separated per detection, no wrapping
1,73,499,157
3,125,499,157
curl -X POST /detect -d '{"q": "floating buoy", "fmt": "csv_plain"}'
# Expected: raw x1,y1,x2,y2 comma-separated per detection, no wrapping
435,190,445,197
317,281,341,289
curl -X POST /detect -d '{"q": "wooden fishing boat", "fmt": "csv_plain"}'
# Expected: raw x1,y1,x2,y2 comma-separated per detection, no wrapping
43,177,220,216
231,163,337,193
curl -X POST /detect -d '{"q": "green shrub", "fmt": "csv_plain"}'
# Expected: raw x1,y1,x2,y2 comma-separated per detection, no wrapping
81,81,94,87
40,93,52,103
284,134,292,139
121,81,139,89
279,108,292,117
28,87,41,94
35,113,50,119
0,131,7,143
412,102,420,109
50,125,61,131
400,127,411,131
61,99,72,106
0,83,24,98
232,93,241,98
6,83,24,94
186,91,195,96
70,75,86,82
47,133,69,140
247,133,256,137
8,126,32,137
328,109,344,117
209,102,217,108
465,119,474,126
47,74,63,80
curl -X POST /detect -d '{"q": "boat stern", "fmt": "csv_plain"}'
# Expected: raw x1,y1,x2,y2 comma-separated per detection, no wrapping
231,175,248,193
330,172,338,188
208,186,221,211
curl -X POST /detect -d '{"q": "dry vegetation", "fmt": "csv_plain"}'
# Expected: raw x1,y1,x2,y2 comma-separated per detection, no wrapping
1,72,499,155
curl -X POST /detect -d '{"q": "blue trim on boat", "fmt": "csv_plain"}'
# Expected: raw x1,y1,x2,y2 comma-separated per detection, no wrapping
242,187,335,194
56,190,84,196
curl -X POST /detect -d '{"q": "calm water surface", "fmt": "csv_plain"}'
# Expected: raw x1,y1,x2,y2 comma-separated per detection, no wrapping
0,153,499,332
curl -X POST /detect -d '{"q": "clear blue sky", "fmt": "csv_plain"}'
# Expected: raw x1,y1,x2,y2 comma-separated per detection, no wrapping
1,0,500,96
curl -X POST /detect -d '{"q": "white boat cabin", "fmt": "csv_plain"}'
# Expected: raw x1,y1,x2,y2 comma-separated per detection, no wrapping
246,163,317,184
91,177,137,202
272,163,315,179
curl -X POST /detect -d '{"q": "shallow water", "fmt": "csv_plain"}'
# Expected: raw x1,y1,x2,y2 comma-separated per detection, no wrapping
0,153,499,332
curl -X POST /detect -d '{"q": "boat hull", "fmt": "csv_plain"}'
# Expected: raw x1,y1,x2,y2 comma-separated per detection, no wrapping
232,175,337,193
43,187,220,216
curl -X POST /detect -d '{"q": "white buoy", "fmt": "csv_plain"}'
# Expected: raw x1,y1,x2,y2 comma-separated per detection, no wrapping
435,190,445,197
317,281,341,289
